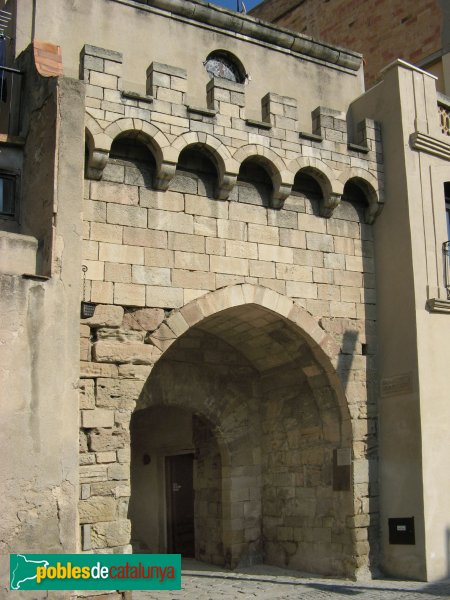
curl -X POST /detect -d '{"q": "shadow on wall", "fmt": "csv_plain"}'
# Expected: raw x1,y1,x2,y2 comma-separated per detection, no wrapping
332,189,379,577
448,527,450,577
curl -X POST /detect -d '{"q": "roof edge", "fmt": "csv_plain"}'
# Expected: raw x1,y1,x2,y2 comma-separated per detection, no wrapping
128,0,363,72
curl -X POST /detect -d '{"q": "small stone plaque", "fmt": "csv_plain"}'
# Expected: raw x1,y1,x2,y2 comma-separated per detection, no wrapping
333,448,351,491
381,373,413,398
336,448,352,466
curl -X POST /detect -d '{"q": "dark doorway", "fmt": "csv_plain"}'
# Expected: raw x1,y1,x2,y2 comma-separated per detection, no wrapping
166,453,195,556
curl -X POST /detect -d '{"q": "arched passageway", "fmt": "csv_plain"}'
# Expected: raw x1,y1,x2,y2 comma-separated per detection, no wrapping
129,299,354,576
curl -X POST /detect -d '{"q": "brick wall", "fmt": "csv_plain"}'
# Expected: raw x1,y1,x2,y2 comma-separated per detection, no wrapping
251,0,443,87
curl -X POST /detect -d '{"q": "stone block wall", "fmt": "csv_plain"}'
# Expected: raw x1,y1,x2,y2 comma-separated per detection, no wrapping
193,414,224,566
79,43,382,576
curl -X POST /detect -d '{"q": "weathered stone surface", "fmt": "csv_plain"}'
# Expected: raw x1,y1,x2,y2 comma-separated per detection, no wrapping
96,451,117,463
80,361,119,378
118,364,153,380
91,519,131,548
88,428,130,452
82,304,124,328
108,463,129,480
80,431,88,453
79,496,117,524
80,453,96,465
122,307,165,332
96,378,143,409
82,409,115,428
90,481,120,496
80,379,95,409
92,341,161,364
80,464,108,483
117,447,131,463
96,327,145,342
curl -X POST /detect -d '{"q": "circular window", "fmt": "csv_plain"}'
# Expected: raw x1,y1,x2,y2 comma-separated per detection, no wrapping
205,51,245,83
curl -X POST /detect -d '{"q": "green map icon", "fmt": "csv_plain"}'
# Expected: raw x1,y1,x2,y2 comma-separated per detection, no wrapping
10,554,49,590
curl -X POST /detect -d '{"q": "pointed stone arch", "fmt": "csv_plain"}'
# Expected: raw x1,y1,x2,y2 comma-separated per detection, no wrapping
233,145,294,208
288,156,343,217
339,167,384,224
147,284,349,428
136,284,362,572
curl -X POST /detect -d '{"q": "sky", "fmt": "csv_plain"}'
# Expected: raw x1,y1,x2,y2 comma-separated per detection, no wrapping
210,0,263,12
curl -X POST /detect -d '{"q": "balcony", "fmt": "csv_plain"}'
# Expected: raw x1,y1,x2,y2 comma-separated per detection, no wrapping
0,66,23,137
438,93,450,137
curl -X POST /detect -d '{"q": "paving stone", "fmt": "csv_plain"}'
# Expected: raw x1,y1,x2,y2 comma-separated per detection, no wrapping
134,560,450,600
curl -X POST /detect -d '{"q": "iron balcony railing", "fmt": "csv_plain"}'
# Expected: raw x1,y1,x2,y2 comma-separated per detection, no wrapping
444,241,450,298
0,65,23,136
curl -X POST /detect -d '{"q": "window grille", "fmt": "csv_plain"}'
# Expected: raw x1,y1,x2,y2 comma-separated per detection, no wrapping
438,94,450,137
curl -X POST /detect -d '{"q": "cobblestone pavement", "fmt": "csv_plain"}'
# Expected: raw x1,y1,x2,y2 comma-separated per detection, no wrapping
135,560,450,600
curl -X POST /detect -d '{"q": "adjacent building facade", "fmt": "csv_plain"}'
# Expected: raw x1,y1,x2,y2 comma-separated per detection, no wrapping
250,0,450,93
0,1,449,598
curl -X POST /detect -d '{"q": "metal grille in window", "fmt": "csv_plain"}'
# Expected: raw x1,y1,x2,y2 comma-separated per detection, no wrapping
205,53,242,83
438,103,450,136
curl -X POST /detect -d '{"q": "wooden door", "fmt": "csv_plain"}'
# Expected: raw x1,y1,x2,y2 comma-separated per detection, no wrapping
166,453,195,556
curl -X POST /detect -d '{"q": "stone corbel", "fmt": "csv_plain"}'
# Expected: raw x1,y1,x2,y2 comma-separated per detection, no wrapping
270,182,292,209
87,149,109,180
216,173,237,201
365,201,384,224
320,193,342,218
154,160,177,191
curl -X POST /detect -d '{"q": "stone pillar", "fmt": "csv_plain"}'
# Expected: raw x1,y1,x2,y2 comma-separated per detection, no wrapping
146,62,187,104
81,44,123,106
312,106,348,144
206,77,246,118
356,118,382,153
261,92,298,132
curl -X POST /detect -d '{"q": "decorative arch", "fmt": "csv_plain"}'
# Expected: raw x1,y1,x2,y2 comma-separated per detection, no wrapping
104,118,174,190
171,132,239,200
85,114,111,180
288,156,343,217
233,145,294,208
339,167,384,224
84,114,175,186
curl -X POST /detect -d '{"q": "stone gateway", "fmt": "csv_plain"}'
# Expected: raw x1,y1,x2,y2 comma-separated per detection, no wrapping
1,0,450,598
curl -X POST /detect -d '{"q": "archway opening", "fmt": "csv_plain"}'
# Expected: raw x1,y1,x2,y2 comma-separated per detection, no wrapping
236,158,273,206
291,170,323,214
107,134,157,188
130,302,354,575
339,179,368,222
129,405,223,564
171,145,218,198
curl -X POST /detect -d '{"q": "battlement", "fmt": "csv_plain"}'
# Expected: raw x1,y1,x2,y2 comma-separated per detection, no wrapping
83,45,383,224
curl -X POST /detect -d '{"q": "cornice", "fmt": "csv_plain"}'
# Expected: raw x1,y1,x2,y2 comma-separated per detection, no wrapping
114,0,362,72
410,131,450,161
